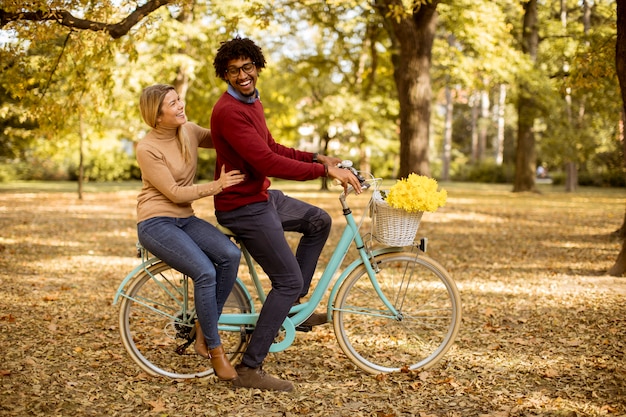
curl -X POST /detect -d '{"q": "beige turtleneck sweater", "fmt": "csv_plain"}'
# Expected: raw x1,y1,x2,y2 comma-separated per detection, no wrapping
136,122,219,223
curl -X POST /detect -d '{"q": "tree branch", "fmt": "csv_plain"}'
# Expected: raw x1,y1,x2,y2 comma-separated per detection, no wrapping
1,0,175,39
40,31,72,101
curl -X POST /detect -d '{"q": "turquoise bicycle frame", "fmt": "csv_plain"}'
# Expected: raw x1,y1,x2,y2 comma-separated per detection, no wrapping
113,184,406,353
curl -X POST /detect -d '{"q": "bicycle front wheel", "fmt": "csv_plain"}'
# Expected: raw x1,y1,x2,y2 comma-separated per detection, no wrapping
333,251,461,374
118,261,251,379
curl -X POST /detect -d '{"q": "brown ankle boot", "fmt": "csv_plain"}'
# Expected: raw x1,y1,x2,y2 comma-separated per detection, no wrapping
209,345,237,381
193,322,209,358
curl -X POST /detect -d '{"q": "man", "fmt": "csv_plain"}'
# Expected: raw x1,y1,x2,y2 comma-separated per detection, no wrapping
210,36,362,392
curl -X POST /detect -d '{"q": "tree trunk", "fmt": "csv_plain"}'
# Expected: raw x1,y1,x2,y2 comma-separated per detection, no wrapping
319,131,331,191
608,242,626,276
513,113,537,191
495,84,506,165
356,120,371,175
172,2,194,100
78,111,84,200
513,0,539,193
608,0,626,276
442,85,453,181
477,90,489,162
614,201,626,239
564,161,578,192
563,0,579,193
376,0,439,178
470,92,479,163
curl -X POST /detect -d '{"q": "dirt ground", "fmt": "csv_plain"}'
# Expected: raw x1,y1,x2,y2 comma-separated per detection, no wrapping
0,181,624,417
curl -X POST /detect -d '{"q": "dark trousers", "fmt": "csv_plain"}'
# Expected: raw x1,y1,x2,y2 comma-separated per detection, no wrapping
216,190,331,368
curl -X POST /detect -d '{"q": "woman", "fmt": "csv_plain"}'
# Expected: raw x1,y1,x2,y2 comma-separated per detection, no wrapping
136,84,245,381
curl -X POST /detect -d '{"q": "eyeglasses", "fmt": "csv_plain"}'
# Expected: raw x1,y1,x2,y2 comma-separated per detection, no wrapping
225,62,256,77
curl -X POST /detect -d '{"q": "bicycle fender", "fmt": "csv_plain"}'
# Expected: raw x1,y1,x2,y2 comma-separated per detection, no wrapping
113,260,253,309
112,257,161,305
328,246,404,306
234,278,255,310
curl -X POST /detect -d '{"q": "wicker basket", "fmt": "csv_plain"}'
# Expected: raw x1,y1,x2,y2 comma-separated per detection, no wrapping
372,191,423,246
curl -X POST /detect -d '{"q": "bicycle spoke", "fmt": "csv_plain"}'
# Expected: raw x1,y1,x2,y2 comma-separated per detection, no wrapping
333,252,461,374
118,261,251,379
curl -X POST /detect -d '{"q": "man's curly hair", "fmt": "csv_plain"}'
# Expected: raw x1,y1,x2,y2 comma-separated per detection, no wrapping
213,36,267,80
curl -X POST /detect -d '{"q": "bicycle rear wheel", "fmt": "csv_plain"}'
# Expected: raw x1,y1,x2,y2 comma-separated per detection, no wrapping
332,251,461,374
118,260,251,379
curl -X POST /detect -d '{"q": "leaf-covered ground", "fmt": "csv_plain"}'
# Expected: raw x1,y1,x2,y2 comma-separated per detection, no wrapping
0,181,624,417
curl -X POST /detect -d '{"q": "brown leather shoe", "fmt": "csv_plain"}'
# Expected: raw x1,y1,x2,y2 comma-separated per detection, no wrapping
292,298,328,327
209,345,237,381
232,364,294,392
300,311,328,327
193,321,209,358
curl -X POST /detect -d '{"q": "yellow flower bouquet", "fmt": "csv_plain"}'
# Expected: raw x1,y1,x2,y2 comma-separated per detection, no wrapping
372,174,447,246
384,173,447,213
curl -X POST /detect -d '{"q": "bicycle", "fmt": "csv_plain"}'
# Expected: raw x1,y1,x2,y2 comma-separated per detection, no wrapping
113,165,462,379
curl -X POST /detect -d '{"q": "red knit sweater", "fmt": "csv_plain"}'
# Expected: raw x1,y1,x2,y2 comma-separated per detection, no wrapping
210,92,326,212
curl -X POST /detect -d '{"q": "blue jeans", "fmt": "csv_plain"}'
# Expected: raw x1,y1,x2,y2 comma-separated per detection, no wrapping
137,216,241,349
216,190,331,368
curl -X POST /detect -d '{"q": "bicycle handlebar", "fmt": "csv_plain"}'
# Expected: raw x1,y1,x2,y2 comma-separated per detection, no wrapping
337,160,368,186
336,160,375,199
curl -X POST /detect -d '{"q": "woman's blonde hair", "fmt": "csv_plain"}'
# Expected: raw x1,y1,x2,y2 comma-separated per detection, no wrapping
139,84,191,163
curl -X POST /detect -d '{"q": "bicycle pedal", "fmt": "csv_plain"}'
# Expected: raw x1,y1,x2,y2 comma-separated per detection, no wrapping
174,340,193,355
295,325,313,332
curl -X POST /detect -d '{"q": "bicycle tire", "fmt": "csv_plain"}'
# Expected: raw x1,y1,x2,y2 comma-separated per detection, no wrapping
332,251,461,374
118,260,251,379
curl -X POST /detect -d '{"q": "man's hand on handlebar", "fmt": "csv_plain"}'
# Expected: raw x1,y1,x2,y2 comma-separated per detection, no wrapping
327,165,363,195
315,154,363,194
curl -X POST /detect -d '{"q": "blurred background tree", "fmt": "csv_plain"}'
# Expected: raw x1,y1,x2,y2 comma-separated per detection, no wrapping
0,0,622,193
